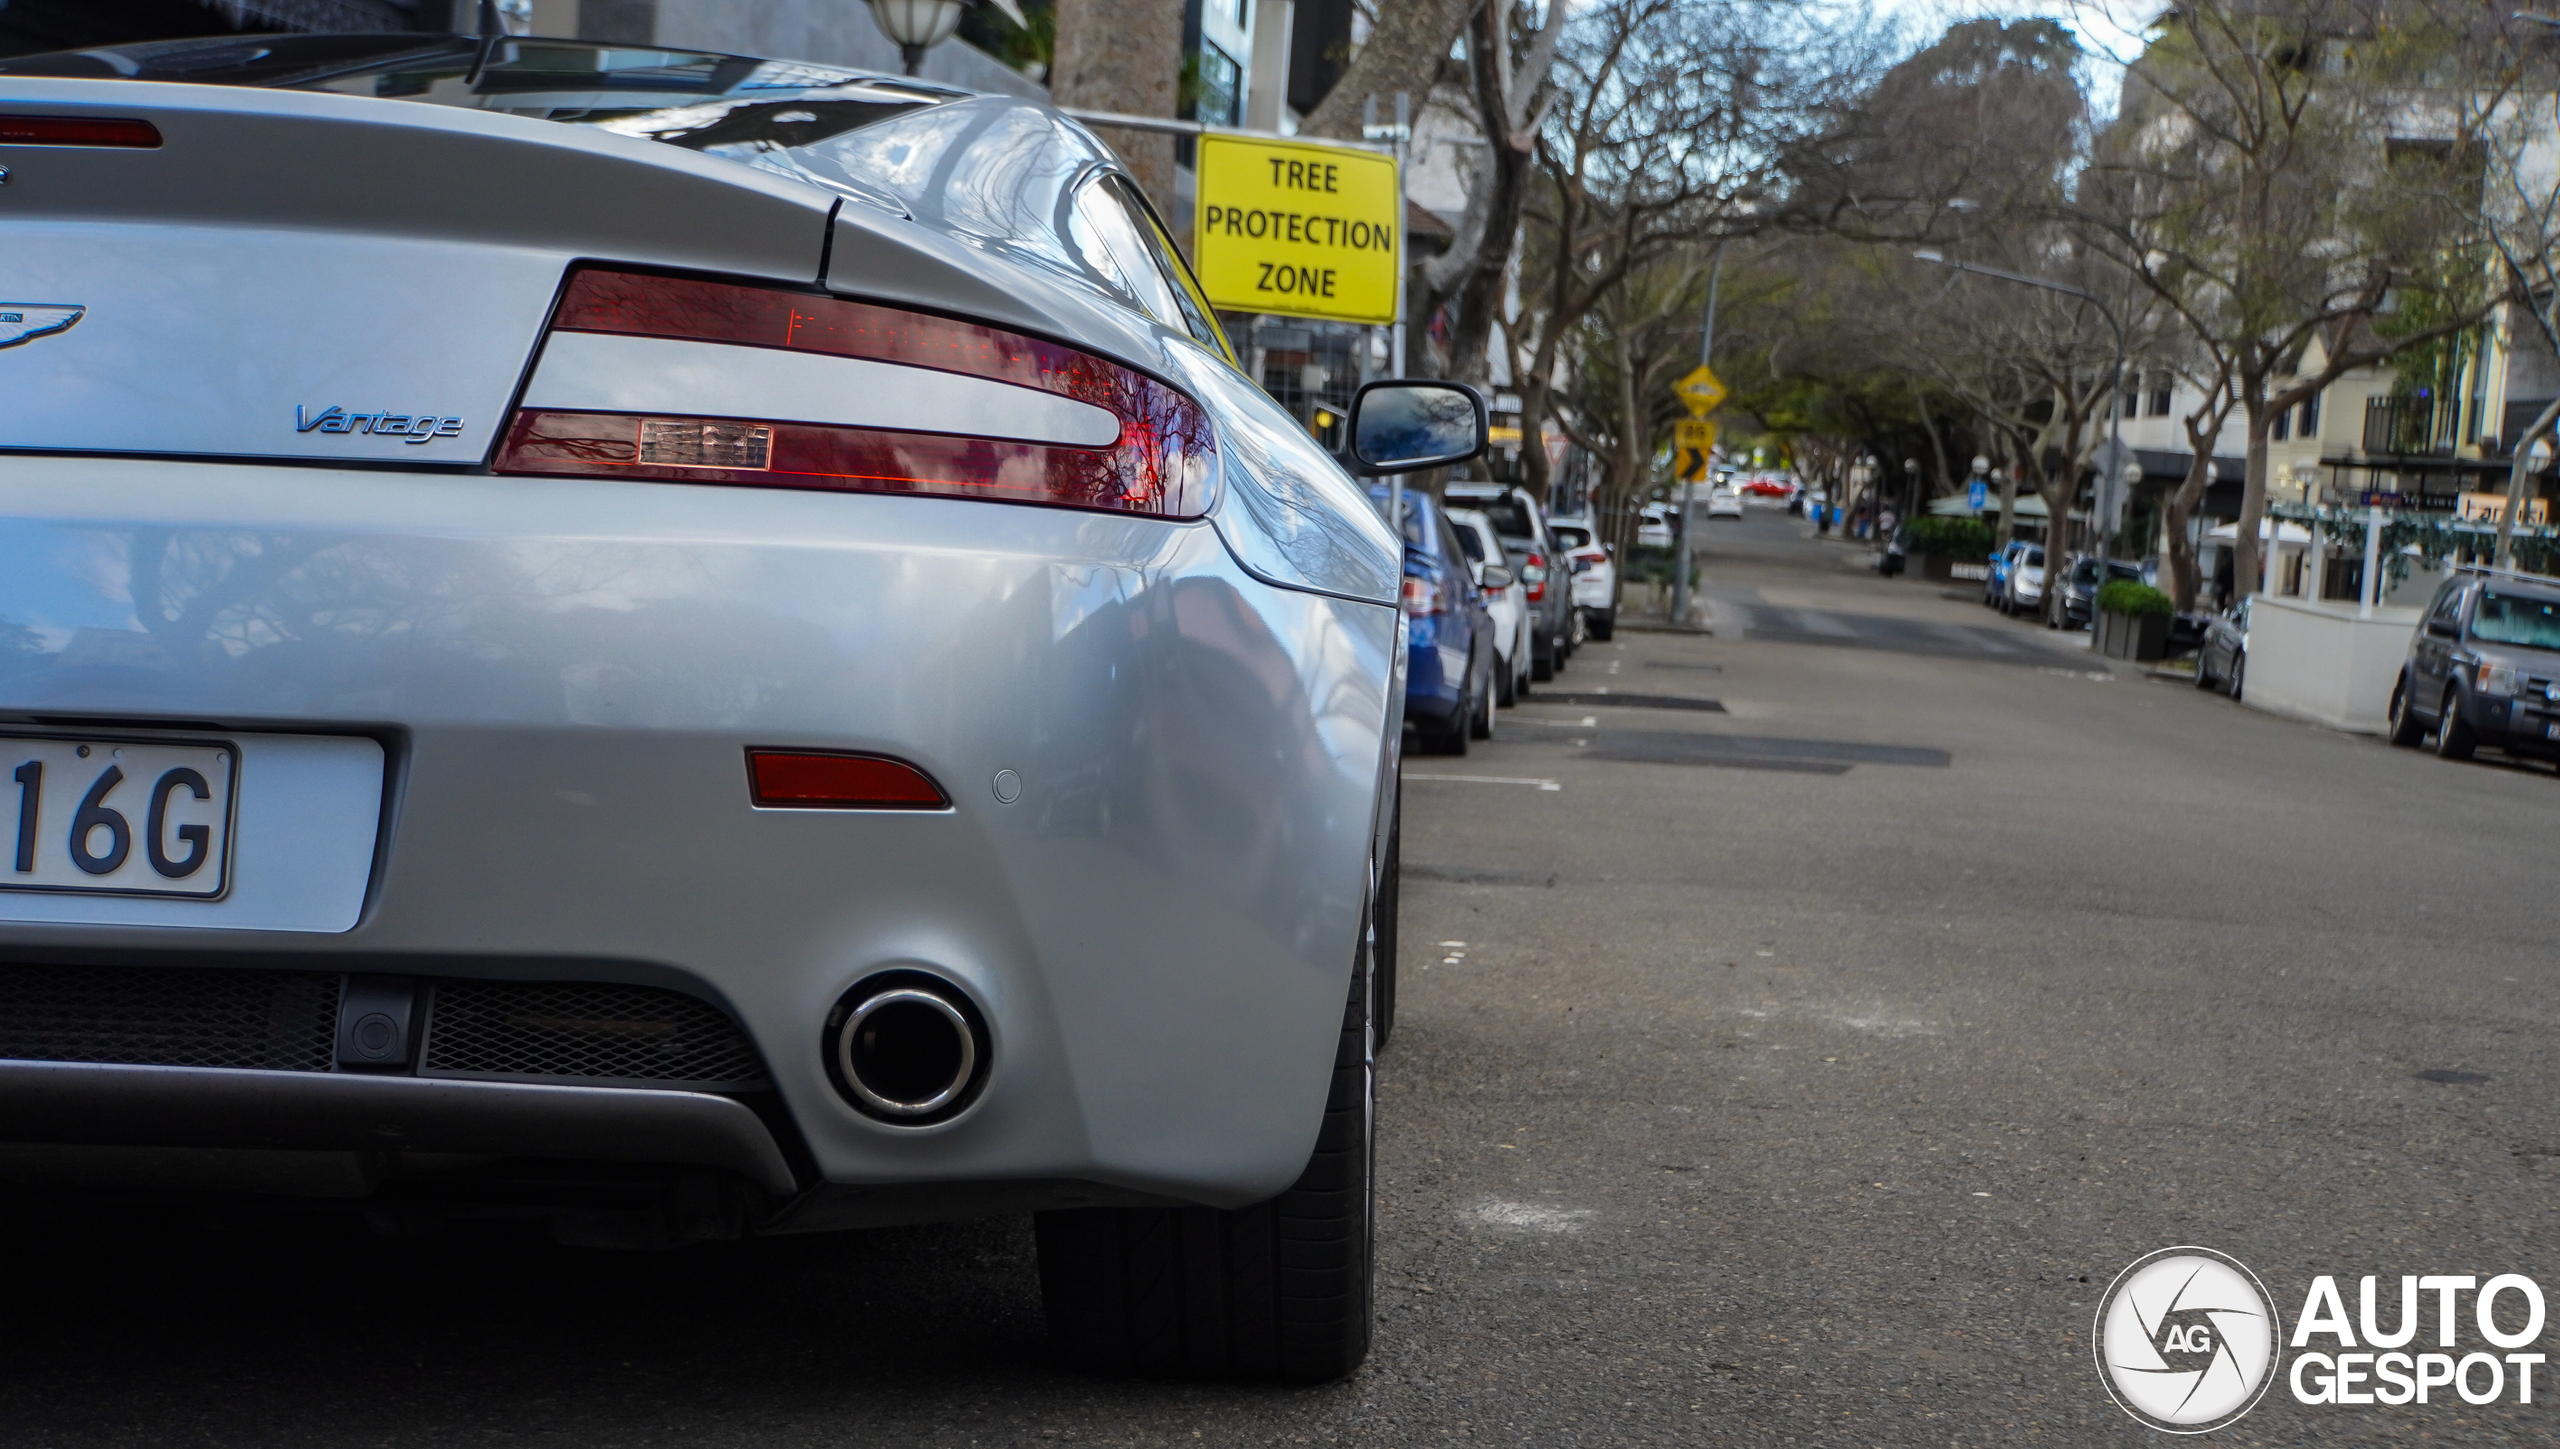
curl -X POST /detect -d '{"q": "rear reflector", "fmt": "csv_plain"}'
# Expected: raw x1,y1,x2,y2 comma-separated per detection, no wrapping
0,115,162,148
748,750,949,810
496,268,1214,517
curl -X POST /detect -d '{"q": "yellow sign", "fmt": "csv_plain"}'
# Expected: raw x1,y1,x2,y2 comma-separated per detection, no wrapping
1193,135,1401,325
1675,419,1717,482
1675,365,1727,416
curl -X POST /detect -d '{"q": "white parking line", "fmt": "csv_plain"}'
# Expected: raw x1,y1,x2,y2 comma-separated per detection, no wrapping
1407,774,1563,791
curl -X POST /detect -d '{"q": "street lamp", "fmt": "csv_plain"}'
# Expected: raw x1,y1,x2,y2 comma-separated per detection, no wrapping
1912,249,2131,581
867,0,1027,75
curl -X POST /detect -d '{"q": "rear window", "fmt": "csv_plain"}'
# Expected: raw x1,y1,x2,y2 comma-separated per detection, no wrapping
2473,590,2560,650
1457,498,1535,541
1552,526,1593,550
0,34,945,146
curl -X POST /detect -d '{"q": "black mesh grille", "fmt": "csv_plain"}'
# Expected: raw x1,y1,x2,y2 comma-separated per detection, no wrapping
421,982,768,1088
0,963,339,1072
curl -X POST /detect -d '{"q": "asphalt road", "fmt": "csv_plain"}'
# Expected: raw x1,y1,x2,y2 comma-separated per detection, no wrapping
8,505,2558,1446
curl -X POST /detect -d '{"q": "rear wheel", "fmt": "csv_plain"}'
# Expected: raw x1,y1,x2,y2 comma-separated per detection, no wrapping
1530,643,1555,682
1588,609,1615,642
2227,651,2245,701
2194,651,2218,689
1469,669,1493,740
1494,652,1517,707
2387,675,2425,747
1036,894,1376,1382
2436,687,2477,760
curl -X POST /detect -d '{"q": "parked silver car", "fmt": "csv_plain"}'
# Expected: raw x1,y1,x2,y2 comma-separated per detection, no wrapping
0,32,1481,1383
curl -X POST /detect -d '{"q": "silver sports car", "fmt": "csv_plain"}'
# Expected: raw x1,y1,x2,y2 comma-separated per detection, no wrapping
0,31,1483,1381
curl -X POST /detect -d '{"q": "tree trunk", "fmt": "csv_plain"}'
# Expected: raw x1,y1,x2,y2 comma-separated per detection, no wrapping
2163,455,2214,613
1049,0,1184,208
2235,392,2271,598
1299,0,1479,141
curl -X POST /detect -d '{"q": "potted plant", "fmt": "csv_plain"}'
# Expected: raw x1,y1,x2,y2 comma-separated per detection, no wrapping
2095,578,2174,661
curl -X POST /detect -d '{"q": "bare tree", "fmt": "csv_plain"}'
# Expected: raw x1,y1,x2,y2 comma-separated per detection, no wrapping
2078,0,2505,596
1508,0,1874,500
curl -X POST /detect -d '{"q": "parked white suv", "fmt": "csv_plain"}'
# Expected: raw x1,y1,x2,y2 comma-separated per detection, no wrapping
1447,508,1534,704
1547,516,1617,641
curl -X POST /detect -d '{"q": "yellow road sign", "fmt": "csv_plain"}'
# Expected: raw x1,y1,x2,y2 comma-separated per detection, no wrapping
1675,364,1727,416
1674,418,1717,482
1193,135,1401,325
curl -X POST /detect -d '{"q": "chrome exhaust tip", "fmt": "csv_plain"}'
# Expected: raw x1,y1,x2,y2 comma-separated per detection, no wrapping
828,976,986,1123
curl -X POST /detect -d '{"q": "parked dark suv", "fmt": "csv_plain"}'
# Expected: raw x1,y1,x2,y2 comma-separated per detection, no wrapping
2388,568,2560,761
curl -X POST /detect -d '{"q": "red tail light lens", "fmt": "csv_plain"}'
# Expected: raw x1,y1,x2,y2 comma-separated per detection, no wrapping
495,268,1214,517
0,115,162,148
748,750,949,810
1523,551,1548,602
1400,576,1441,617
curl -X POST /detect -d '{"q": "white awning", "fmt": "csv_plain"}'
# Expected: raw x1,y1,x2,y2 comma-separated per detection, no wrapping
2204,519,2314,544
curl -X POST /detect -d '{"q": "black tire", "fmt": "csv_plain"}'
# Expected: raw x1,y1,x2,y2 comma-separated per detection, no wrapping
2436,687,2477,760
1529,643,1555,682
2387,675,2425,747
2194,652,2218,690
1495,651,1517,707
1036,901,1376,1382
1468,668,1493,740
1589,610,1615,642
1439,707,1469,757
2227,651,2245,701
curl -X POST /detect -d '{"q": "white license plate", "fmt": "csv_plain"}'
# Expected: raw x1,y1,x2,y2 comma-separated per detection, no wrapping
1,734,237,899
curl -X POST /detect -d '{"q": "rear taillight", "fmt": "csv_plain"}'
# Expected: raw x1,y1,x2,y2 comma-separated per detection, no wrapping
748,750,948,810
1401,576,1442,617
495,267,1213,517
1523,552,1548,602
0,115,161,148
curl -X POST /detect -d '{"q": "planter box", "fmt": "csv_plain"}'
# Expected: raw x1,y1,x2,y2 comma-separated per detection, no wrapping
2243,597,2422,733
2095,609,2169,662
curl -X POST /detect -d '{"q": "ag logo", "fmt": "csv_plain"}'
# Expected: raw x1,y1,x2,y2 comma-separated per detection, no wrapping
2094,1246,2281,1433
0,304,83,350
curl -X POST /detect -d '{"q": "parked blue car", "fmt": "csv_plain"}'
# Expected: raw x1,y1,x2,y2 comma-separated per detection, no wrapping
1371,487,1497,754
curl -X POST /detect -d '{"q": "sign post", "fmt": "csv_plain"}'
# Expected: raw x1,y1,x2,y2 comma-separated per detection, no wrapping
1668,363,1725,629
1194,135,1402,326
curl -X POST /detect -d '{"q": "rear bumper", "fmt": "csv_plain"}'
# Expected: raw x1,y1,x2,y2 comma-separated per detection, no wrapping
0,1059,797,1193
0,457,1397,1212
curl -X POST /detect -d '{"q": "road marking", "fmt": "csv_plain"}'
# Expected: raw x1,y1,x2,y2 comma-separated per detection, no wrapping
1515,716,1599,727
1471,1200,1595,1233
1407,773,1562,790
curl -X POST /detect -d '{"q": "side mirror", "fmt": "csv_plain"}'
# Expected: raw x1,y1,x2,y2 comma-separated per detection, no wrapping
1346,380,1490,475
2426,619,2458,639
1481,563,1515,589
